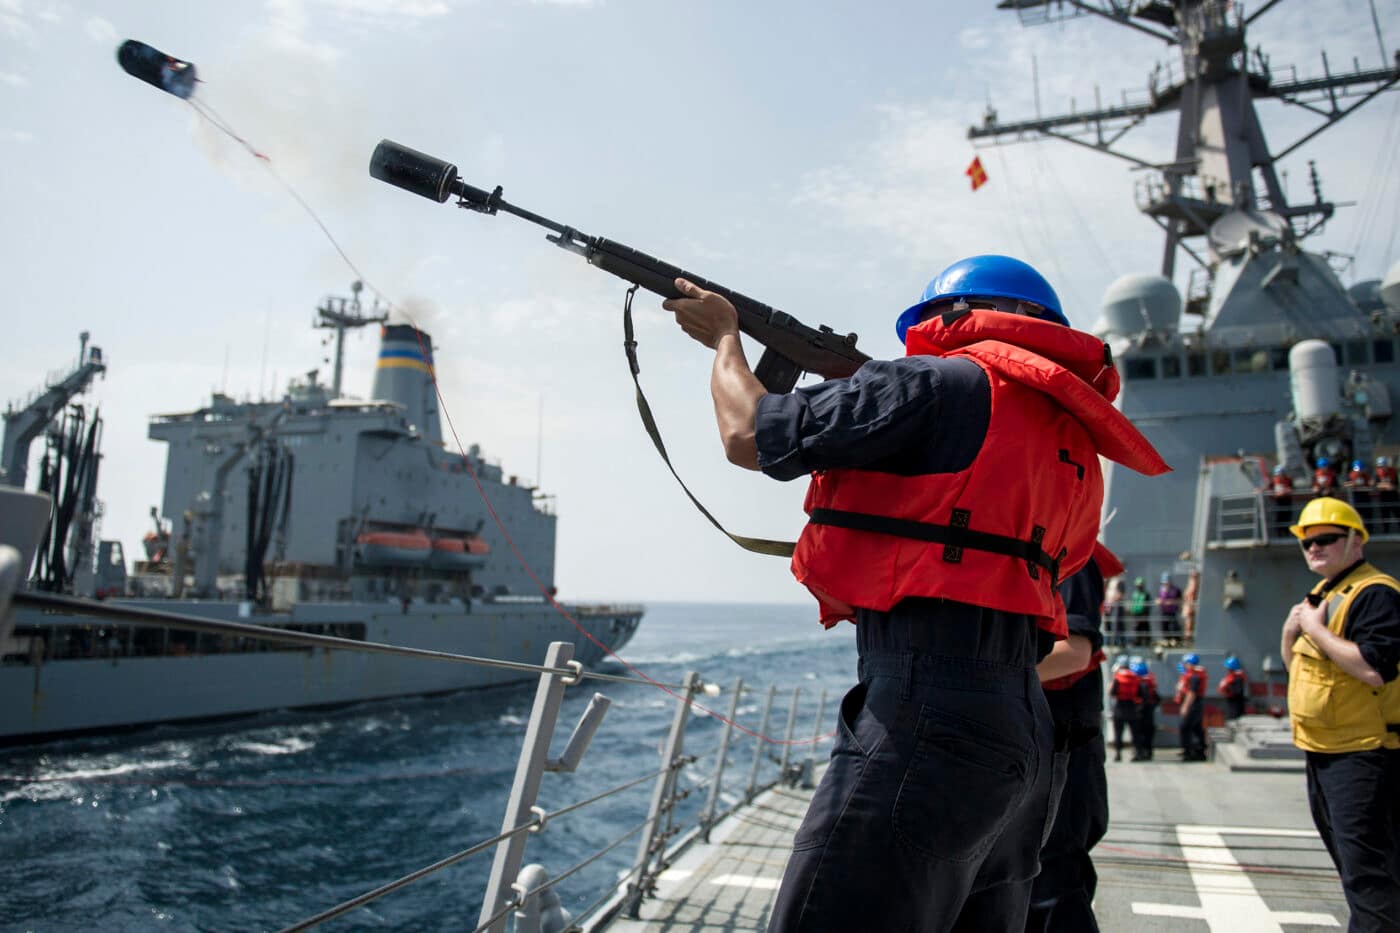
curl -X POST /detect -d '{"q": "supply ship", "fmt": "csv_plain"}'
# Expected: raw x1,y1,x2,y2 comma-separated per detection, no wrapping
973,0,1399,746
0,286,642,745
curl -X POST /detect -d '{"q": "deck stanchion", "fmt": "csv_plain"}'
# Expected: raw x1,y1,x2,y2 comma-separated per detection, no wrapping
778,687,802,783
700,677,743,841
801,688,828,788
746,684,778,801
625,671,700,918
477,641,575,933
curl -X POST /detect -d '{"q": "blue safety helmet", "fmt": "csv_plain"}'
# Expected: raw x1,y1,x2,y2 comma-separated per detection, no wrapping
1176,662,1187,674
895,254,1069,342
1317,457,1331,468
1183,652,1200,666
1224,655,1242,671
1131,660,1149,676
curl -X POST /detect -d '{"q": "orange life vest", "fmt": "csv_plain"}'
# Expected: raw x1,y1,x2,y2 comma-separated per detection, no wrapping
1110,668,1142,703
1176,665,1207,702
790,310,1169,635
1219,669,1248,698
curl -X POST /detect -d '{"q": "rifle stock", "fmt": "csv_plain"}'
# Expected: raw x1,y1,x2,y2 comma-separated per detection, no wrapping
370,139,870,393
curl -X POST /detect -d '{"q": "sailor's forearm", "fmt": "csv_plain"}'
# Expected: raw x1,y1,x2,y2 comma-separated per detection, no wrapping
710,334,765,470
1036,634,1092,681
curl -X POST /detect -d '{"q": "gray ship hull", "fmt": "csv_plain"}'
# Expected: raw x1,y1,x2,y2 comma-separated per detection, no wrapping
0,598,640,744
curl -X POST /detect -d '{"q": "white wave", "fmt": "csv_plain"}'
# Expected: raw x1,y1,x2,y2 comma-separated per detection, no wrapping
33,758,186,783
497,714,527,726
230,736,314,756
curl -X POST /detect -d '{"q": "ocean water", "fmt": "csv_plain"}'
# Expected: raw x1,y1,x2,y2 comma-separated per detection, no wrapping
0,602,856,932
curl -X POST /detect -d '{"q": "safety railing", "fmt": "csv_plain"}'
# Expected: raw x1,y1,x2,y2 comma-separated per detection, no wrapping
6,590,834,933
1210,488,1400,546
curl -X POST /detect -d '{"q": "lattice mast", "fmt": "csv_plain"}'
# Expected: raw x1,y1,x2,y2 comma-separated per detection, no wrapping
972,0,1399,280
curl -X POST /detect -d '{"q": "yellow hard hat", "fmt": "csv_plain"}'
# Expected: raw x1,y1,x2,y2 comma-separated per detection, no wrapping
1289,496,1369,543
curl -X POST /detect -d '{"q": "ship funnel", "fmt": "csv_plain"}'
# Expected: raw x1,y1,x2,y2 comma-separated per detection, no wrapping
372,324,442,443
1093,274,1180,340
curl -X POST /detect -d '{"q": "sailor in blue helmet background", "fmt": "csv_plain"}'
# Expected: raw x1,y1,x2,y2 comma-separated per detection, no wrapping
662,254,1167,931
1175,652,1209,761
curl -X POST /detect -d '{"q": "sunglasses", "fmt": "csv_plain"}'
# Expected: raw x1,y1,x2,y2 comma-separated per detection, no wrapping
1299,532,1347,551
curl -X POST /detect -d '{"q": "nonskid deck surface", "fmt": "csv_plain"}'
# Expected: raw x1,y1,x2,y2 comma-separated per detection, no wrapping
606,756,1347,931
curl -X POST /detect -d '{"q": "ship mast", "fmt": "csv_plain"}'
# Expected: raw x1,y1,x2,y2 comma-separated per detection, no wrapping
314,281,387,398
972,0,1399,283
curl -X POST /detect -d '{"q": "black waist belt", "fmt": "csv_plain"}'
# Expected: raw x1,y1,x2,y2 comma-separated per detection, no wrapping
808,507,1065,585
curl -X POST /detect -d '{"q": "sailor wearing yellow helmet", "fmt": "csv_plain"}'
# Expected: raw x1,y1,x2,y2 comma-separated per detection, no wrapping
1280,496,1400,930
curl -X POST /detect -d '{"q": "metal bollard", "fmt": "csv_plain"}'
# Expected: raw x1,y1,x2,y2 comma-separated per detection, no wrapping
512,864,572,933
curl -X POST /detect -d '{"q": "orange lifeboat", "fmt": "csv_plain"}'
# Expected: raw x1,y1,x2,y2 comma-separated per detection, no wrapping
428,533,490,570
355,529,432,567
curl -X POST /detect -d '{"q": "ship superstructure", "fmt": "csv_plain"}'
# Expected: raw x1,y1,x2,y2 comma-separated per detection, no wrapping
0,285,642,744
976,0,1400,734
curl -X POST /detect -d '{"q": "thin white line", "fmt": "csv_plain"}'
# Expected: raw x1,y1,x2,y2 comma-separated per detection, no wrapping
1133,902,1206,919
1271,913,1339,927
1177,824,1321,838
710,874,781,890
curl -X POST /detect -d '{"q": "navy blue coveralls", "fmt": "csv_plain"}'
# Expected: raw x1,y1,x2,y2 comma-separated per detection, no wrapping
755,357,1059,933
1301,567,1400,932
1025,561,1109,933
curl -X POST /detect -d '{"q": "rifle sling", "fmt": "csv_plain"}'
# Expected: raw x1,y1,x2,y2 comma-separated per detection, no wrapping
622,286,796,558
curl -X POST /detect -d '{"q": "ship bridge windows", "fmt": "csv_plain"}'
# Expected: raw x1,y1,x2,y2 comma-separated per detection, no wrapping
1376,339,1395,364
1124,357,1158,380
1346,340,1370,366
1161,355,1181,379
1188,351,1207,377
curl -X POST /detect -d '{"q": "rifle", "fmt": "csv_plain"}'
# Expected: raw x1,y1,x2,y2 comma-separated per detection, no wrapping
368,140,869,393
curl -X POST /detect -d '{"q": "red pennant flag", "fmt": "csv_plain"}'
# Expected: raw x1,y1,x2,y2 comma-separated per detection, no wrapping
966,155,988,191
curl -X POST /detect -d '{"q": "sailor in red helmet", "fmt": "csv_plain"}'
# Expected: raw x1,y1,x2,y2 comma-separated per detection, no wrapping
663,255,1168,931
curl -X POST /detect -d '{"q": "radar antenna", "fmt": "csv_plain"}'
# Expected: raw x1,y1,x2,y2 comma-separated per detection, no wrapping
314,281,389,398
974,0,1399,280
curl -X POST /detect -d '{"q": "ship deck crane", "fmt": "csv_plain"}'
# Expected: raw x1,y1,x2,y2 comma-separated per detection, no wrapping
1,333,106,489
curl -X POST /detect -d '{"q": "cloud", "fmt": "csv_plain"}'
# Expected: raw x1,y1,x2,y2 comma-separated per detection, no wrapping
84,16,117,43
0,70,26,86
3,128,35,143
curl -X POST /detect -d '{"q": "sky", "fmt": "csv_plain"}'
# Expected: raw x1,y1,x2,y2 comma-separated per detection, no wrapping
2,0,1397,604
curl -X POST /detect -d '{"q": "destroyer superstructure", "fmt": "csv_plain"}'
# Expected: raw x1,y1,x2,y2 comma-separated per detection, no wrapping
0,285,641,744
976,0,1400,736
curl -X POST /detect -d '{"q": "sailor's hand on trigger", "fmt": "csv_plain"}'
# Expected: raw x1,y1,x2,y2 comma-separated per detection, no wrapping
662,278,740,350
